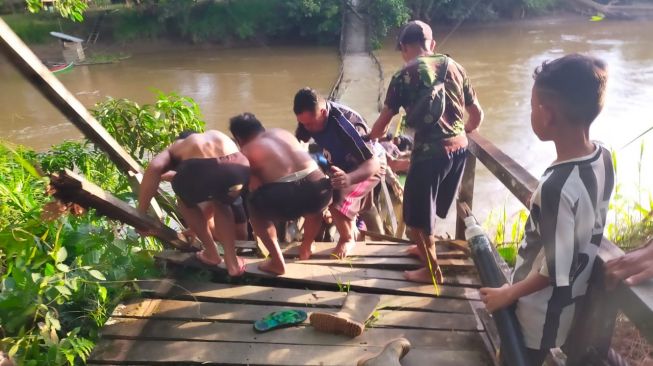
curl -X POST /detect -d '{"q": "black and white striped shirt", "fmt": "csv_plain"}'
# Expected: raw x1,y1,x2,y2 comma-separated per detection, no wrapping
512,143,614,350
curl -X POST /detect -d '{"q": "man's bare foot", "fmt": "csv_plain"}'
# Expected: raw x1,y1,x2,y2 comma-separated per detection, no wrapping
195,250,222,266
403,267,443,284
405,245,427,262
258,258,285,276
332,241,356,259
221,256,247,277
299,244,313,260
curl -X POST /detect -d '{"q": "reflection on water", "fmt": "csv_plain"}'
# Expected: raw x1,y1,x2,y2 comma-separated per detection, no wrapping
376,18,653,221
0,46,339,150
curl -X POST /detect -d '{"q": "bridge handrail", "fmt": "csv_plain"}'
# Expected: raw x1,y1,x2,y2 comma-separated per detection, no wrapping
456,131,653,364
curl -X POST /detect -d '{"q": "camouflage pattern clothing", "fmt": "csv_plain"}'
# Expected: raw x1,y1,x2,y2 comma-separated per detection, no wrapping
384,54,477,162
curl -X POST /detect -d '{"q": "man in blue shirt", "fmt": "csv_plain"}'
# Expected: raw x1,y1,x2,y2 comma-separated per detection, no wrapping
294,87,383,259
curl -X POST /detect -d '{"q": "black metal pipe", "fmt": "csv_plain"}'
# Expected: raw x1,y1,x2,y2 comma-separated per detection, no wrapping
468,232,531,366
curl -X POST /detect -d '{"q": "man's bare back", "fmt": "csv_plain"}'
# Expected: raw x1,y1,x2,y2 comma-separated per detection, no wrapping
240,128,316,186
169,130,240,161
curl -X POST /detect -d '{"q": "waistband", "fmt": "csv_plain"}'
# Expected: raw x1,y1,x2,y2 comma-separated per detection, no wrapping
275,165,319,183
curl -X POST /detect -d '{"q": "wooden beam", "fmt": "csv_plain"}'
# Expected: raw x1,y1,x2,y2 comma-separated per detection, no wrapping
360,229,411,243
456,152,476,240
157,250,482,299
50,169,198,252
0,18,181,222
0,18,142,175
467,131,538,208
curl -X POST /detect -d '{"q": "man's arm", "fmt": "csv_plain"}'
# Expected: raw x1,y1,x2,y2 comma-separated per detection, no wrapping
330,156,381,189
369,105,397,140
137,150,172,215
464,100,484,133
480,271,550,313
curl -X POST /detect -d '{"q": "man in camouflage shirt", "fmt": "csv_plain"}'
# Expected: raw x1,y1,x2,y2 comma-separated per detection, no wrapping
370,20,484,284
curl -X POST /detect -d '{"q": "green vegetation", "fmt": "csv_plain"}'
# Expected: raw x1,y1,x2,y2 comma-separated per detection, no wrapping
0,92,204,365
23,0,87,21
4,0,566,45
606,144,653,251
111,0,343,44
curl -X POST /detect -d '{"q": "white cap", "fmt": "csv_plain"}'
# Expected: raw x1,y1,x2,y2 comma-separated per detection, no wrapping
464,216,477,228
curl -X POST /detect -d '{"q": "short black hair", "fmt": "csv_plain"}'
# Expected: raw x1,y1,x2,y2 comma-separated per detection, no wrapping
229,113,265,141
533,54,608,125
176,130,197,140
293,87,320,115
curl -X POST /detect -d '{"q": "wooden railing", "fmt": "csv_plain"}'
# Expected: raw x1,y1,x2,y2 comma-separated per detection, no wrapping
455,131,653,365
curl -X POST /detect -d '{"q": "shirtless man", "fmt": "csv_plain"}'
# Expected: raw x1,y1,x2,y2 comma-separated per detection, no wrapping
137,130,249,276
229,113,332,275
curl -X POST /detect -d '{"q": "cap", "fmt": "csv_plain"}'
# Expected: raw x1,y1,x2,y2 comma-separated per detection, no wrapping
396,20,433,50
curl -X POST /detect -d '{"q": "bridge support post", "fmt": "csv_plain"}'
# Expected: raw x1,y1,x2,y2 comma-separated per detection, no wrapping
564,256,619,365
456,151,477,240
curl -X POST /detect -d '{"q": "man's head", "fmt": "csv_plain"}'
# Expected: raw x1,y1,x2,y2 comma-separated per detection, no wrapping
229,112,265,145
396,20,436,62
294,87,328,133
530,54,608,141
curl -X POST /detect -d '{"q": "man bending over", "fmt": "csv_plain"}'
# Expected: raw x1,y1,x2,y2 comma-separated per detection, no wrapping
137,130,249,277
230,113,332,275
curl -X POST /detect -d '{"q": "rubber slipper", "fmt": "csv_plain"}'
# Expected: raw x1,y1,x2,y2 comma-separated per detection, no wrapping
254,309,308,333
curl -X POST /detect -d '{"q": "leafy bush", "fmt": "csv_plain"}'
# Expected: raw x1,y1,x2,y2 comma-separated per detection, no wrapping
0,92,206,365
92,92,205,163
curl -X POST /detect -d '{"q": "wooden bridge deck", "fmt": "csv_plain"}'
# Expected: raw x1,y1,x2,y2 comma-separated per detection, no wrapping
88,241,495,365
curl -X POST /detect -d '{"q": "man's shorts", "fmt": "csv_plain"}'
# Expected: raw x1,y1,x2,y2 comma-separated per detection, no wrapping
172,152,250,206
231,197,248,225
332,173,382,220
248,169,332,222
403,147,467,235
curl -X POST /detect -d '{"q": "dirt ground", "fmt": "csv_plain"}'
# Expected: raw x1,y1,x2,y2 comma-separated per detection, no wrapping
612,313,653,366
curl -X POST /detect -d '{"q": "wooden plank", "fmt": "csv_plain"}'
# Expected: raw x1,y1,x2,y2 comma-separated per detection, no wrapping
379,180,398,234
456,152,476,240
360,229,410,243
114,299,481,331
0,19,141,174
51,170,197,252
0,19,183,220
89,339,489,365
100,319,485,349
137,280,475,314
283,242,467,259
295,257,474,270
156,251,481,299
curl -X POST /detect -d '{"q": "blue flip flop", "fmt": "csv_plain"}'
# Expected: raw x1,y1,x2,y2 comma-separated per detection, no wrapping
253,309,308,333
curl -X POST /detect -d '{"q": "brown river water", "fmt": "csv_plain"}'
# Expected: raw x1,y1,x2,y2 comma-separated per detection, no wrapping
1,17,652,225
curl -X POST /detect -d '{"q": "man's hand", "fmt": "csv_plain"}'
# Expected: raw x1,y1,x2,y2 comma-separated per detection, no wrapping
480,284,515,313
330,166,351,189
605,241,653,289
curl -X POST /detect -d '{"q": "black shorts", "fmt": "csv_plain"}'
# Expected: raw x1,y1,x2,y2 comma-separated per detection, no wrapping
172,153,250,206
403,147,466,235
231,197,247,225
248,170,332,222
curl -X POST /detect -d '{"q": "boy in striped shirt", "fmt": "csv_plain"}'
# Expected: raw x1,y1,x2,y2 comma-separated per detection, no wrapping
480,54,614,365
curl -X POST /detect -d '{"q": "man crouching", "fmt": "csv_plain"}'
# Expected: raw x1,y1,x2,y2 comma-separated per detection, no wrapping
137,130,249,277
230,113,333,275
